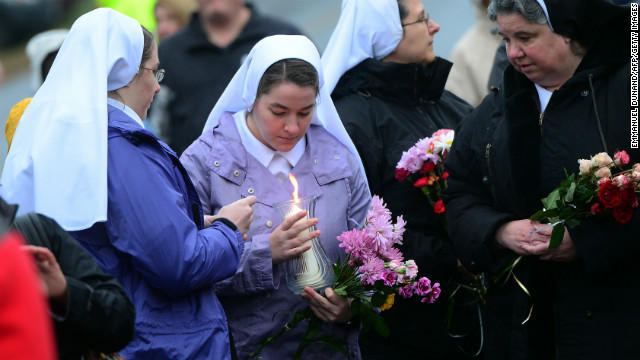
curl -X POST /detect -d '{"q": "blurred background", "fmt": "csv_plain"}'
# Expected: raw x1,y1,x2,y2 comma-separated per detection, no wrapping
0,0,476,172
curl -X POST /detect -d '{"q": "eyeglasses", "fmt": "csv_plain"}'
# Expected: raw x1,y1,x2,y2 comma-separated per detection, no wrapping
140,67,165,83
402,13,430,27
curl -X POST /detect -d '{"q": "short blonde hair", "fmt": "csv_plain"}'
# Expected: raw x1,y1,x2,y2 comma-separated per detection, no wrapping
154,0,197,28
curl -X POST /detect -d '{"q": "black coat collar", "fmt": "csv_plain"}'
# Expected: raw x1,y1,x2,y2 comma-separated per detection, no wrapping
332,57,453,106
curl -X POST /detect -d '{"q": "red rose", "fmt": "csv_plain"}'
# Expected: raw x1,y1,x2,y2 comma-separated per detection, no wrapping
598,182,623,208
611,204,633,224
442,171,449,180
413,176,429,188
395,168,411,182
590,202,606,215
621,185,639,207
433,199,445,213
419,161,436,174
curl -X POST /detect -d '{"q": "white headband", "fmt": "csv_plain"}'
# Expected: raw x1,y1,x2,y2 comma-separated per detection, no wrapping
536,0,554,31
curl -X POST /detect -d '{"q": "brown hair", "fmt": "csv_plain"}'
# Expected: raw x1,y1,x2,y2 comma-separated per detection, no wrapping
255,58,319,103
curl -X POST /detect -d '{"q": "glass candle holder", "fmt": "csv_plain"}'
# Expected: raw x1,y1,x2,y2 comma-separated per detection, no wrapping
272,195,335,295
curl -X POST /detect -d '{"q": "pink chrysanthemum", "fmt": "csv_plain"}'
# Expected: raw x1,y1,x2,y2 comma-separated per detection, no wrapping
379,244,404,262
392,216,406,244
365,215,394,253
359,257,386,286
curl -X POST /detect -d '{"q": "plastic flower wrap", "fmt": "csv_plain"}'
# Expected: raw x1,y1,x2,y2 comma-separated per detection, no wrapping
249,196,439,359
530,150,639,248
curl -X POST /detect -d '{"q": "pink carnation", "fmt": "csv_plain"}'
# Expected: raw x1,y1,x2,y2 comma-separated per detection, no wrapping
421,282,441,304
382,269,398,287
404,260,418,280
399,284,414,299
413,277,432,296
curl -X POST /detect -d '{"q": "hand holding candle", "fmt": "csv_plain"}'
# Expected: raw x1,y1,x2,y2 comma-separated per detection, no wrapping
270,210,320,265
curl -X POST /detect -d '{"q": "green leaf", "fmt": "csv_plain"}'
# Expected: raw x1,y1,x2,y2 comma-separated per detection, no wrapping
373,316,390,339
564,182,576,203
529,210,546,221
350,299,361,316
541,189,561,210
565,219,580,228
549,223,565,249
371,292,387,308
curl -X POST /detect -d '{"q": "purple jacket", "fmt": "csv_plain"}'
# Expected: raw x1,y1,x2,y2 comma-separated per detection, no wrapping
181,113,371,360
71,105,243,359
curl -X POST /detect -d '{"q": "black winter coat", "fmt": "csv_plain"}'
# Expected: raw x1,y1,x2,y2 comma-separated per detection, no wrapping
444,52,640,359
333,58,475,359
8,205,136,360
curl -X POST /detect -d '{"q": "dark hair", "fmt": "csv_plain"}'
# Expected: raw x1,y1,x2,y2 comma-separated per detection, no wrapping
397,0,409,22
41,50,59,82
140,25,155,68
255,58,319,102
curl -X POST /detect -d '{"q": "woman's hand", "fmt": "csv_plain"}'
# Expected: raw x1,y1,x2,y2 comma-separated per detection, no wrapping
522,225,579,262
495,219,550,255
270,210,320,265
301,287,354,323
23,245,68,306
216,195,257,236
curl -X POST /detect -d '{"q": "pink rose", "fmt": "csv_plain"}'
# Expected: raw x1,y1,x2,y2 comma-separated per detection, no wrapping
612,174,631,188
614,150,630,166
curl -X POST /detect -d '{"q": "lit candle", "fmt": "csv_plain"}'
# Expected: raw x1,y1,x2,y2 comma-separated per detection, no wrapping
285,174,323,286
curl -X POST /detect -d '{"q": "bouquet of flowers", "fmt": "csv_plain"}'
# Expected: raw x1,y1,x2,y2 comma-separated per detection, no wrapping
395,129,486,356
249,196,440,359
395,129,454,219
530,150,640,248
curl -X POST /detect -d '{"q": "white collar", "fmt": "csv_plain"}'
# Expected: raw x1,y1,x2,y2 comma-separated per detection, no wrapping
234,110,305,168
534,83,553,113
107,98,144,128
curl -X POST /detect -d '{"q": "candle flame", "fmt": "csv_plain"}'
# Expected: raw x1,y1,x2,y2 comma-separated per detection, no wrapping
289,173,299,203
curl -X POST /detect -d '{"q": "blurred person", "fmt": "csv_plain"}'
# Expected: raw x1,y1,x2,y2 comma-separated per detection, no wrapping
97,0,156,31
0,8,255,359
5,29,68,152
8,195,135,360
157,0,304,155
321,0,475,358
154,0,197,42
444,0,638,358
446,0,502,107
0,200,56,360
181,34,370,359
0,60,5,85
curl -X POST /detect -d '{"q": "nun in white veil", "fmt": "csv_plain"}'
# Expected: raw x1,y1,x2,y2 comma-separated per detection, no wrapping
180,34,371,359
1,8,255,359
320,0,476,359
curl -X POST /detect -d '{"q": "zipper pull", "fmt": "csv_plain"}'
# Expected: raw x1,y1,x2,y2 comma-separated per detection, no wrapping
539,113,544,126
485,143,491,157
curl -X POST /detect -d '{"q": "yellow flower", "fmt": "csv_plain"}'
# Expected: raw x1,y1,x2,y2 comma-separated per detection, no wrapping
378,293,395,312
